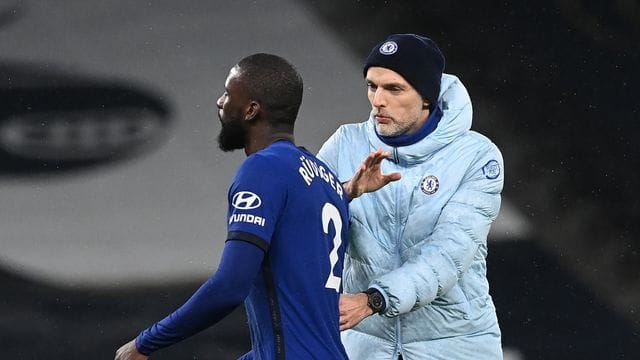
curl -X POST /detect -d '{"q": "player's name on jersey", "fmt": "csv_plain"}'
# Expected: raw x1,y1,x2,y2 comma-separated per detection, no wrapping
298,155,344,199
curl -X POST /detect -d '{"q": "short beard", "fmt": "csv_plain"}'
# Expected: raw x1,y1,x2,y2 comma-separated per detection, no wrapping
217,119,246,152
375,117,422,137
376,123,406,137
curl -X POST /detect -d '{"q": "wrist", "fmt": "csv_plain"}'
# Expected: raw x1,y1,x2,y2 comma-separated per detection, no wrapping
343,180,359,201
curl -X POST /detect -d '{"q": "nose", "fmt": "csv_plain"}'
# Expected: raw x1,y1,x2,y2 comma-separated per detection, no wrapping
216,95,224,109
371,88,386,108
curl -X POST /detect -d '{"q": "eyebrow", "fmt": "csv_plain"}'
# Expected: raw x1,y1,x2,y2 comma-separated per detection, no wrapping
366,79,407,89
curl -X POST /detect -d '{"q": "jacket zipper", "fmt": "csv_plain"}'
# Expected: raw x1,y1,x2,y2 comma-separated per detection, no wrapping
392,146,403,358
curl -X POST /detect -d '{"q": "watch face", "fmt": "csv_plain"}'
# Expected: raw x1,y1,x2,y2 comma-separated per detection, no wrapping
372,293,383,307
368,291,384,312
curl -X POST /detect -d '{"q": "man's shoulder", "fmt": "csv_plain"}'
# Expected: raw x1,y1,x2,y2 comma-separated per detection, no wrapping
241,142,333,181
455,130,501,154
328,120,370,144
338,119,369,132
447,131,503,173
234,145,293,183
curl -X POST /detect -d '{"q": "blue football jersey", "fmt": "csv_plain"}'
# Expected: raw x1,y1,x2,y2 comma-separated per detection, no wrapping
227,140,349,360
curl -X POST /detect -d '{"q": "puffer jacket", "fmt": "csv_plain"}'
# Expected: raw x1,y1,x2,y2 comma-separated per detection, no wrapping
317,74,504,360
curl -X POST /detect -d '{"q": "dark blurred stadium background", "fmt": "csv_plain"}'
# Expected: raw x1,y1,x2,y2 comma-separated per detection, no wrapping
1,1,638,359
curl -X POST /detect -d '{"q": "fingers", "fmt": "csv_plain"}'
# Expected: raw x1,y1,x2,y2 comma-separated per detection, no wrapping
375,148,392,159
361,148,391,168
339,311,369,331
339,314,356,331
348,148,399,200
368,149,401,183
383,172,402,183
340,322,351,331
338,293,372,331
367,149,391,165
352,164,366,180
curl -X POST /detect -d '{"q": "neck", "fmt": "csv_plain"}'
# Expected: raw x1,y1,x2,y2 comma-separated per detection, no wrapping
244,129,294,156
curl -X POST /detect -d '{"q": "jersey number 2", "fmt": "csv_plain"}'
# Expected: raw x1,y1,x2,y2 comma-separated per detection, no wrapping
322,202,343,292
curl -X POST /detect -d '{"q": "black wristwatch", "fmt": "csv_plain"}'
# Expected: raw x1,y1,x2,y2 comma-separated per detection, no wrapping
364,288,386,314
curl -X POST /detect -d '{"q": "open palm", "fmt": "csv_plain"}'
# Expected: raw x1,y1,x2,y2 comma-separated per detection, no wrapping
345,149,401,200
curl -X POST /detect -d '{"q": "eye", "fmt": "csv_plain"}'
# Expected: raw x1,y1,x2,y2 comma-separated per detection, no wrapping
366,83,377,91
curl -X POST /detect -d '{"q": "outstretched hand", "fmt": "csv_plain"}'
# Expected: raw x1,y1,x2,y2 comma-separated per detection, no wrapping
344,149,401,200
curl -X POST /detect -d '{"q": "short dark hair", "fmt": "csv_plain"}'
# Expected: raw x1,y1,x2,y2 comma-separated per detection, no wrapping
235,53,303,128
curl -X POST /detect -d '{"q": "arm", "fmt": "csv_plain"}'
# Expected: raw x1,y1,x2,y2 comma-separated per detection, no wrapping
114,240,264,359
338,149,399,329
342,149,401,201
373,153,504,317
340,149,503,327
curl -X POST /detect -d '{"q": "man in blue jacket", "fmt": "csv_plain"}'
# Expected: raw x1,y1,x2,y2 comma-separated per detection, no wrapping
318,34,504,359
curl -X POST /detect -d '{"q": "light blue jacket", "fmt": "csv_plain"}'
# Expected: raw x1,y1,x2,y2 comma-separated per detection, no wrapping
318,74,503,360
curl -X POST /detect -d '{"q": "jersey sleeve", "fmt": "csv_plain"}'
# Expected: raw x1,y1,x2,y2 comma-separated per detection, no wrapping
135,240,265,355
226,154,287,251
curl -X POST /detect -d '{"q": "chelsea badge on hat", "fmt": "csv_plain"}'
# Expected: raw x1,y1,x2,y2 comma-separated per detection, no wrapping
379,41,398,55
420,175,439,195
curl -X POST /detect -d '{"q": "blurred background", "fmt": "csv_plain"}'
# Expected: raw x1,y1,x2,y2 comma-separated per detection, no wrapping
0,0,638,359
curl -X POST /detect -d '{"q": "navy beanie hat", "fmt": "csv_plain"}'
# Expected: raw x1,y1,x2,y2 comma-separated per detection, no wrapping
363,34,445,110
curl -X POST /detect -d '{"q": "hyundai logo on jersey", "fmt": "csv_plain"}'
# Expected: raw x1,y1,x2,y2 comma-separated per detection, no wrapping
232,191,262,210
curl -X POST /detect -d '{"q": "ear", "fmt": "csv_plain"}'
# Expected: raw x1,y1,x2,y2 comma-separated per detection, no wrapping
422,101,430,110
245,101,261,121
